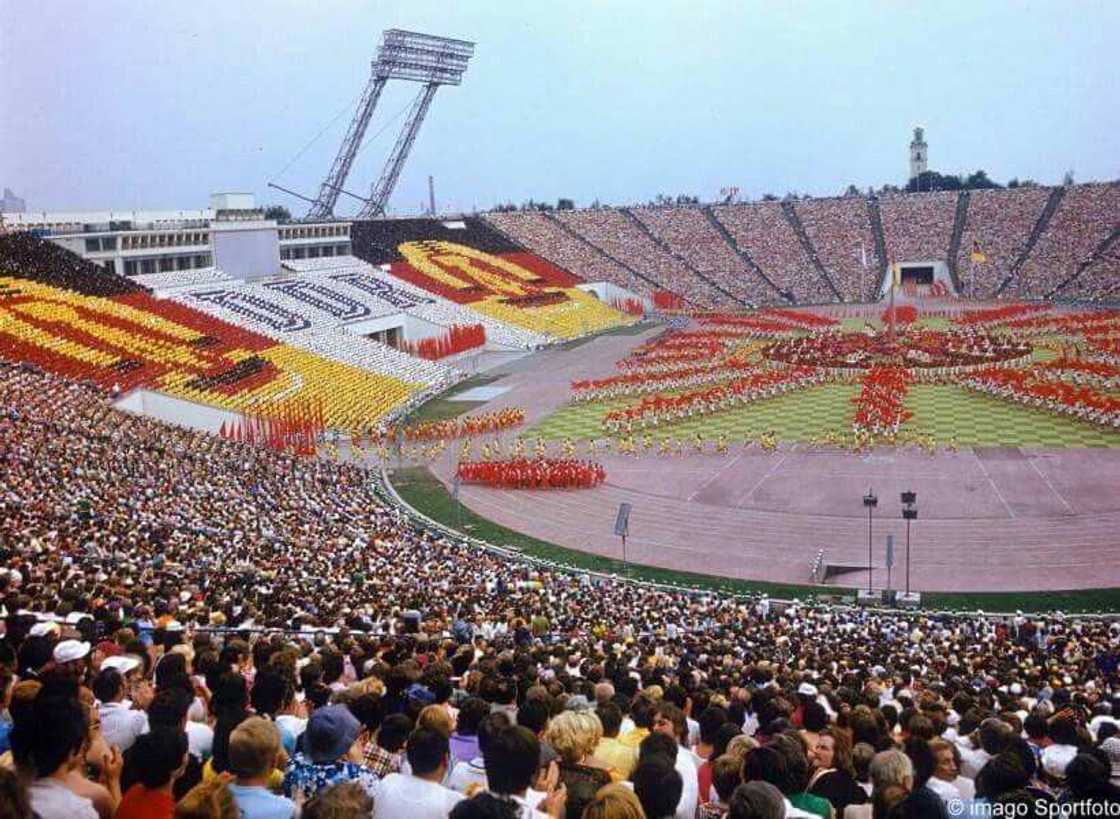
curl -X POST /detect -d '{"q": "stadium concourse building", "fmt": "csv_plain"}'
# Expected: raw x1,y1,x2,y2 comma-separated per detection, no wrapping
0,192,352,278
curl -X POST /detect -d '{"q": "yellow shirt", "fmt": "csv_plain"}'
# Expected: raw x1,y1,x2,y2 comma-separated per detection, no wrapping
594,736,636,780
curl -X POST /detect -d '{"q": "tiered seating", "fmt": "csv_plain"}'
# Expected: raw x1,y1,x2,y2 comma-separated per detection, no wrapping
484,211,649,294
954,187,1050,297
0,233,429,429
172,277,451,386
130,267,232,291
879,191,958,264
1015,183,1120,298
351,218,635,340
1061,252,1120,302
552,209,727,306
629,206,778,305
711,203,833,303
794,197,881,302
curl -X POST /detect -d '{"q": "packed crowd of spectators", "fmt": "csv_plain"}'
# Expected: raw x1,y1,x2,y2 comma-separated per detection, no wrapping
952,188,1049,299
0,233,143,298
551,210,727,309
792,199,881,304
5,359,1120,819
1015,184,1120,299
878,192,958,270
485,212,650,297
710,205,834,304
629,208,782,307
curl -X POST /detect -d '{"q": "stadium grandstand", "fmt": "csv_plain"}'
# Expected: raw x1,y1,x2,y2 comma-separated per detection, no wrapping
4,5,1120,818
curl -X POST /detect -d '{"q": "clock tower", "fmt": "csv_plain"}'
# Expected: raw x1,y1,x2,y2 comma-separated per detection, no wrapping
909,126,928,182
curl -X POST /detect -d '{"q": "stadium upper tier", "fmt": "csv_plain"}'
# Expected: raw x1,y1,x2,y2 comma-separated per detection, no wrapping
0,233,443,429
485,183,1120,305
349,217,636,338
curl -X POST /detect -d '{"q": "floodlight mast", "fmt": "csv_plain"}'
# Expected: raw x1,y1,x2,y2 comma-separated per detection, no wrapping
306,29,474,220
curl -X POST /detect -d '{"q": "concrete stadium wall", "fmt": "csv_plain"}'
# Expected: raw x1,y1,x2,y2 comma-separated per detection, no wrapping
114,389,242,434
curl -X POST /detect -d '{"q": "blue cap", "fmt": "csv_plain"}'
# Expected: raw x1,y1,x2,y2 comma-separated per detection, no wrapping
305,704,361,764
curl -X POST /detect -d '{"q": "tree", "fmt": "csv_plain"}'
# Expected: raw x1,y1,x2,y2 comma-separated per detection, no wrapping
556,198,575,211
264,205,291,222
964,169,1000,190
906,171,961,193
1062,169,1075,186
844,184,862,197
762,193,779,202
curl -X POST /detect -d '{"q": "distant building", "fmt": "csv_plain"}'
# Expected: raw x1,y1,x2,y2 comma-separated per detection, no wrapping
1,187,26,213
909,127,928,181
3,193,350,278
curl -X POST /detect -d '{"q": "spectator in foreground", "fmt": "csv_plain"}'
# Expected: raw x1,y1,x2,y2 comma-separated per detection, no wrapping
114,729,189,819
303,781,375,819
632,757,683,819
173,778,239,819
374,727,462,819
284,704,380,801
728,781,786,819
227,717,297,819
582,783,646,819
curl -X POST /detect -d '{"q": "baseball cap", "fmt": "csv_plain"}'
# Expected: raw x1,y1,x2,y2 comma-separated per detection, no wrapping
305,704,361,764
29,622,60,638
101,656,141,676
53,639,91,664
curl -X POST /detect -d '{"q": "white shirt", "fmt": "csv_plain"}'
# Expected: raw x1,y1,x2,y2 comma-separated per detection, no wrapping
927,776,961,804
28,779,99,819
373,773,464,819
447,757,487,794
673,748,699,819
186,720,214,760
99,701,148,752
957,743,990,780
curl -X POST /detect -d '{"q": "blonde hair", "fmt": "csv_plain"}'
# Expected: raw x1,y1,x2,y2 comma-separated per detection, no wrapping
174,778,239,819
228,716,280,778
417,704,454,738
545,710,603,766
582,783,645,819
725,734,759,760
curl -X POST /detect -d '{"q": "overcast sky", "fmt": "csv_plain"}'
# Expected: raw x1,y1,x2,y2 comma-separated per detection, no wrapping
2,0,1117,216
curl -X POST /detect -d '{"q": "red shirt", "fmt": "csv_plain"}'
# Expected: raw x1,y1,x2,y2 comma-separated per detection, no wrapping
114,784,175,819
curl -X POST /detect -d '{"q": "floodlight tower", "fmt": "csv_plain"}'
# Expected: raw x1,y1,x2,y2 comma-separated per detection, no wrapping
306,29,474,220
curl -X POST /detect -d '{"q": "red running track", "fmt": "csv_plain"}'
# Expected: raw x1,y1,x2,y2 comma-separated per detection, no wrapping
418,325,1120,594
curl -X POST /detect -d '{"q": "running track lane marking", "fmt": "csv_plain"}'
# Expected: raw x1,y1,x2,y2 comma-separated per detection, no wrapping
739,453,789,504
1028,457,1075,514
686,452,745,502
973,455,1016,519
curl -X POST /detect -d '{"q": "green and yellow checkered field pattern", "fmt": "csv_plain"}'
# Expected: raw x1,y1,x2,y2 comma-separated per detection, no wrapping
529,382,1120,448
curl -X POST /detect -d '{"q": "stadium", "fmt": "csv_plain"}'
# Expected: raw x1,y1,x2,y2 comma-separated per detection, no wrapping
2,6,1120,819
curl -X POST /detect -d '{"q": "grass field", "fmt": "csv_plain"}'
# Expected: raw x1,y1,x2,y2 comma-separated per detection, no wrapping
530,381,1120,448
530,383,859,442
388,466,1120,613
402,374,505,424
906,385,1120,447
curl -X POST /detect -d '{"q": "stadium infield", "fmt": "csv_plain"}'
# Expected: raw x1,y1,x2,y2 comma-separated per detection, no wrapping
390,319,1120,599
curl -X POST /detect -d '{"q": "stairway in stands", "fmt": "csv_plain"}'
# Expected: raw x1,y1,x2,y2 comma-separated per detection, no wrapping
867,198,890,300
1050,226,1120,298
945,190,971,293
621,209,748,307
701,206,794,304
541,212,667,301
782,202,842,302
996,186,1066,296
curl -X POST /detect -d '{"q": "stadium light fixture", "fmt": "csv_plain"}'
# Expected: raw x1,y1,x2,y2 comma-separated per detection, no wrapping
862,490,878,593
902,492,918,595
